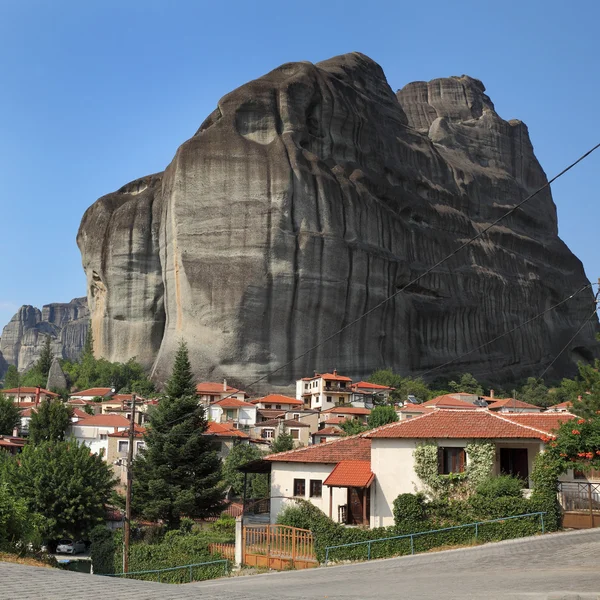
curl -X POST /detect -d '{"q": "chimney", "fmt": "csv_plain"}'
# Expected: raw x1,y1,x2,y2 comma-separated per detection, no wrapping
490,389,495,400
35,386,41,406
12,427,18,437
333,369,337,376
223,379,227,392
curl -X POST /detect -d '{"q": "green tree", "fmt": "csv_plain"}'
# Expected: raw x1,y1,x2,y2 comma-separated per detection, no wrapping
367,405,398,429
28,400,73,444
10,440,115,539
271,433,295,453
37,335,54,379
4,365,20,389
133,341,223,528
448,373,484,395
397,377,433,404
519,377,550,407
340,419,368,436
20,367,47,388
222,442,263,496
0,395,20,435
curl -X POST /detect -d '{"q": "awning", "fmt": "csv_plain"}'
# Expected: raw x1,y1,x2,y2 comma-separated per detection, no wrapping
323,460,374,488
237,459,272,474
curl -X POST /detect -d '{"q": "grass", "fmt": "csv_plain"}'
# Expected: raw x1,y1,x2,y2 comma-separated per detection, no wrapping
0,552,54,568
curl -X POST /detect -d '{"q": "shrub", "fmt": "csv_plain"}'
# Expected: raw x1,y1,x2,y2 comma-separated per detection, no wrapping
90,526,116,575
210,514,236,535
475,475,524,499
393,493,426,527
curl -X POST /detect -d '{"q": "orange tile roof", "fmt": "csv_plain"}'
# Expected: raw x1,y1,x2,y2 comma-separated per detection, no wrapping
324,460,374,487
266,435,370,463
320,372,352,382
257,409,286,420
69,387,113,397
250,394,304,406
108,425,146,438
322,406,371,415
73,414,130,428
351,381,394,391
488,398,541,410
205,421,249,438
67,398,93,405
551,400,574,410
365,409,561,440
212,397,256,408
315,426,343,436
1,387,59,397
323,416,348,424
501,413,576,434
399,405,435,413
71,408,89,419
421,395,477,409
196,382,245,395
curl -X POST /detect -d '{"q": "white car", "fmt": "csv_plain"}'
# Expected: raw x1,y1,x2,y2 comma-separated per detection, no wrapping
56,539,86,554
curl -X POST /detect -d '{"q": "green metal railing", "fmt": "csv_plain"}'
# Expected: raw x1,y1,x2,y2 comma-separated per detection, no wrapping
324,511,546,565
105,559,229,583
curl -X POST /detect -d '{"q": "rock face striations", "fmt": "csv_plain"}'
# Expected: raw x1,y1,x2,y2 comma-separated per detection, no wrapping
77,53,599,390
0,298,89,375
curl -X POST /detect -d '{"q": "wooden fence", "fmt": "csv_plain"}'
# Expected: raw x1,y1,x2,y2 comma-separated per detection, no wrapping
558,482,600,528
243,524,317,570
208,542,235,561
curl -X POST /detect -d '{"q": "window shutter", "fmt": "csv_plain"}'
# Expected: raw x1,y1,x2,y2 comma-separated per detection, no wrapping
458,449,466,473
437,447,445,475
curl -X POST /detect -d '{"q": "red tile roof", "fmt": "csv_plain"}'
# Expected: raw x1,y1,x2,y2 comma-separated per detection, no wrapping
351,381,394,391
67,398,93,405
108,425,146,438
365,409,562,440
488,398,541,411
314,426,343,436
211,398,256,408
320,372,352,382
322,406,371,415
501,413,576,433
205,421,249,438
323,416,348,424
250,394,304,406
324,460,374,488
70,388,113,397
1,387,58,397
0,436,26,449
257,409,286,420
421,395,477,409
266,435,370,463
196,382,245,395
73,414,130,428
71,408,89,419
550,400,575,410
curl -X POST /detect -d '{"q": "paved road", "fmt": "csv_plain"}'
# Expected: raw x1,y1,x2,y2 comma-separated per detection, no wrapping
1,529,600,600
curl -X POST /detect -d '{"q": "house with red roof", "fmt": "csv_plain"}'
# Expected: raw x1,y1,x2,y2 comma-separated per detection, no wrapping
207,397,258,428
204,421,251,458
106,425,146,484
250,394,304,410
257,409,579,528
68,414,130,457
488,398,543,413
350,381,395,407
196,380,247,405
69,387,114,401
1,386,59,404
321,405,371,424
295,370,353,411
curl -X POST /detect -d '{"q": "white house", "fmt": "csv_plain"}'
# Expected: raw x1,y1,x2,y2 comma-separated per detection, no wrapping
250,394,304,411
295,371,353,411
1,386,59,405
350,381,394,407
208,398,258,428
196,381,247,406
321,406,371,424
68,414,130,457
263,410,578,528
69,387,114,401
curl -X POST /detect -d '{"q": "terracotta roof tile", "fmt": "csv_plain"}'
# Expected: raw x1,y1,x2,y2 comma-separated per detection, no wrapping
108,425,146,438
421,395,477,409
319,372,352,382
266,435,370,463
196,382,245,395
250,394,304,406
211,398,256,408
351,381,394,391
1,387,59,397
324,461,374,487
73,414,130,428
205,421,249,438
322,416,348,424
500,413,576,433
69,388,113,397
256,419,310,428
314,426,343,436
488,398,541,410
322,406,371,415
257,409,286,420
398,405,435,413
365,409,562,440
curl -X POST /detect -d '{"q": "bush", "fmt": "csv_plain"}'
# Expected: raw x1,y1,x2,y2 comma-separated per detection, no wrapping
393,493,426,527
90,526,116,575
475,475,524,499
210,514,236,535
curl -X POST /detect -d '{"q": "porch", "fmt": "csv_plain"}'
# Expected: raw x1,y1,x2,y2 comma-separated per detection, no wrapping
324,460,374,526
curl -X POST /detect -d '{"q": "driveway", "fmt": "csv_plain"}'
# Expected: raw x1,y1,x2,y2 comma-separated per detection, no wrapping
1,528,599,599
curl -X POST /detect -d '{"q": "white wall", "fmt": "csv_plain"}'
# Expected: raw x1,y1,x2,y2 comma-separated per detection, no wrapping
70,425,127,458
270,462,347,524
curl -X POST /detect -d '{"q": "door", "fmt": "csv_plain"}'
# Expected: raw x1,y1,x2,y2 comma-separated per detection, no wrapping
500,448,529,484
348,487,369,524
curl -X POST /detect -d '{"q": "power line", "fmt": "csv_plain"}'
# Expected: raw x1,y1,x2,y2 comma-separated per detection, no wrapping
414,282,596,380
158,141,600,429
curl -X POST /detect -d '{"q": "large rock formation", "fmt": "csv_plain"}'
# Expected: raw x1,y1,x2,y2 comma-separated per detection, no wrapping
0,297,89,375
77,52,599,390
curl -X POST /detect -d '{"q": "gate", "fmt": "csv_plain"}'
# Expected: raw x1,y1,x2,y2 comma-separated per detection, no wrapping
242,524,318,570
558,482,600,528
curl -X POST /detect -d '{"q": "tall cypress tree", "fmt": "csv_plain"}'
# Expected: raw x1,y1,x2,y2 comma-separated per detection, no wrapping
37,336,54,379
133,341,223,528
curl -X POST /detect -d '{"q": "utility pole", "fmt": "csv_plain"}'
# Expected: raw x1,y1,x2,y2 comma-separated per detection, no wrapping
124,393,137,574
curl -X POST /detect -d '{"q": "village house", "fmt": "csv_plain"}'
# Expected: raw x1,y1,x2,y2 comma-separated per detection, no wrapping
419,394,484,409
312,425,344,444
321,406,371,424
204,421,251,459
295,371,353,411
350,381,395,407
207,397,258,429
106,425,146,484
99,394,150,425
69,387,114,401
0,434,26,455
19,405,88,435
252,418,311,447
68,414,130,457
488,398,543,413
250,394,304,411
260,409,578,528
196,380,247,406
1,386,59,404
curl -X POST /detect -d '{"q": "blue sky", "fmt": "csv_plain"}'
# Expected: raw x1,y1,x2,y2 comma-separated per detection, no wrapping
0,0,598,328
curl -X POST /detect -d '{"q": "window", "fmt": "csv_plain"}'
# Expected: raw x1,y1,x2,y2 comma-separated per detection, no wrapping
100,434,108,441
293,478,306,497
226,409,235,420
290,429,300,440
304,383,309,390
118,440,129,453
319,437,326,443
438,447,466,475
310,479,322,498
265,404,272,409
136,441,145,452
327,396,332,403
276,404,282,409
262,428,275,439
293,413,300,420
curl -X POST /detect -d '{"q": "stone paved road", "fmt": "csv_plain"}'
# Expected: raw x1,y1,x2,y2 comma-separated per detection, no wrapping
2,529,600,600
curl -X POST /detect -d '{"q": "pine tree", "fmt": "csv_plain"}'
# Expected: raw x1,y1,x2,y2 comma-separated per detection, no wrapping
133,341,223,528
4,365,20,389
28,400,73,444
37,336,54,379
0,396,20,435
